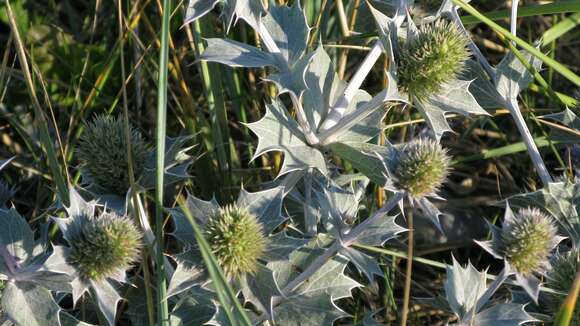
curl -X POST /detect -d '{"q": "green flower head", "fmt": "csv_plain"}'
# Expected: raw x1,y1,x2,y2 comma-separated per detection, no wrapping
397,20,470,100
499,208,557,276
78,115,149,195
392,138,451,198
68,212,142,281
546,250,579,323
205,204,268,279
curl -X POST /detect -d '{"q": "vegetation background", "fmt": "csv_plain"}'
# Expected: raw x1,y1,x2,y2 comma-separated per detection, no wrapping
0,0,579,324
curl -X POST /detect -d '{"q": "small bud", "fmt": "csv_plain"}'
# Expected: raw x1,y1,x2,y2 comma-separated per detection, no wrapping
392,138,451,198
205,205,268,279
68,212,142,280
499,208,557,276
546,250,579,323
78,115,149,195
397,20,470,100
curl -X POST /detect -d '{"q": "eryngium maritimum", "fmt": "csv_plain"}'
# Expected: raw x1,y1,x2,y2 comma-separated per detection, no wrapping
499,208,557,276
68,213,142,280
393,138,451,198
546,250,579,323
205,204,268,279
78,115,149,195
397,20,470,100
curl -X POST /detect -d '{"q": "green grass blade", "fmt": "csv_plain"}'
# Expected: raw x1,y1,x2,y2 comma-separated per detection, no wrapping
554,270,580,326
453,0,580,87
5,0,70,206
461,1,580,25
177,196,253,326
542,12,580,46
155,0,171,324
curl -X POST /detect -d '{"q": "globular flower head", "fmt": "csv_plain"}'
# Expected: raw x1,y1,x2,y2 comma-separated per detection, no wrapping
546,250,579,323
392,138,451,198
78,115,149,195
499,208,558,276
397,20,470,100
204,204,268,279
67,212,142,281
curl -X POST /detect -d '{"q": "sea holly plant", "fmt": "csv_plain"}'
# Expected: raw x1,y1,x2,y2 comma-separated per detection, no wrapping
77,114,194,212
43,188,143,326
476,204,565,302
422,257,537,326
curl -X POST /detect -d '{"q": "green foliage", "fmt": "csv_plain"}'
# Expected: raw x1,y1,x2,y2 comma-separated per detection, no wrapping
546,250,580,323
392,138,451,198
205,204,269,279
499,208,557,276
78,115,149,195
67,212,142,281
397,20,471,100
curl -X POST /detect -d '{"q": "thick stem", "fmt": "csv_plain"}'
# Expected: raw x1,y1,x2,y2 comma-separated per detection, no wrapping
320,41,383,132
400,207,413,326
258,20,281,54
290,92,319,145
280,192,404,296
510,0,519,41
508,99,552,185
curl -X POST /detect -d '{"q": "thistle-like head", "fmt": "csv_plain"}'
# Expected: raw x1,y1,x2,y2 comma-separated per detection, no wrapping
546,250,579,322
397,20,470,100
67,212,142,281
78,115,149,195
392,138,451,198
499,208,557,276
204,204,268,279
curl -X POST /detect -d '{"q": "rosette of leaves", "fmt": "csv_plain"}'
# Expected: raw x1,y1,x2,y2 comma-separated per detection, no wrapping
545,250,579,324
0,204,88,325
420,256,536,326
167,187,309,323
367,2,490,140
44,188,143,326
78,115,193,212
195,3,405,178
476,204,565,302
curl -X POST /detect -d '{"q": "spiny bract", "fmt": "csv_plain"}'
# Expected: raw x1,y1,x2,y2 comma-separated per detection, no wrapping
67,212,142,281
397,20,470,100
393,138,451,198
499,208,557,276
204,204,268,279
78,115,149,195
546,250,579,323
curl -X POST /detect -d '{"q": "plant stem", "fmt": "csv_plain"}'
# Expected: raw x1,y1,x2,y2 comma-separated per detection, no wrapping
508,98,553,185
281,191,404,296
320,41,383,132
400,206,413,326
154,0,171,324
510,0,520,40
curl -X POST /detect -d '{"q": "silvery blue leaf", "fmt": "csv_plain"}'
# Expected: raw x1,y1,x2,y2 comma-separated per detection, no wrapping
0,208,35,269
237,186,285,234
462,60,505,109
352,211,404,247
472,303,537,326
515,273,541,304
89,279,121,326
417,80,490,141
339,246,382,282
1,281,62,326
166,258,205,299
543,108,580,142
200,38,277,68
262,232,309,262
494,50,542,99
327,142,389,186
261,2,310,65
444,256,487,317
367,1,400,67
184,0,264,32
265,50,315,97
169,195,220,248
240,265,281,319
246,100,328,175
169,285,216,326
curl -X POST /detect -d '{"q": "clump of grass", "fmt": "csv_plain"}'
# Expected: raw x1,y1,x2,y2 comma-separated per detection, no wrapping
78,115,149,195
397,20,471,100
